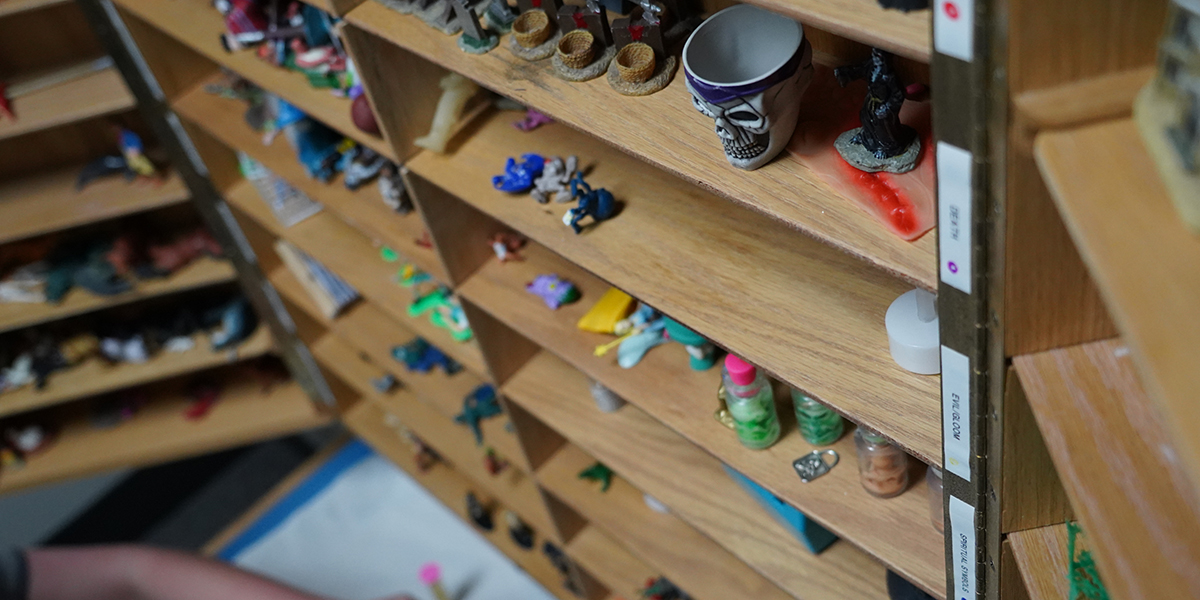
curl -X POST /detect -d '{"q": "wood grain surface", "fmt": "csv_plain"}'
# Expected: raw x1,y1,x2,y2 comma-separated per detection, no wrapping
1006,525,1069,600
0,65,133,141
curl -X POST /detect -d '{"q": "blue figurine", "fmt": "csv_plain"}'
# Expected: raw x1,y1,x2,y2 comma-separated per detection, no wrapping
455,384,502,445
392,337,462,375
207,297,257,351
492,154,545,193
563,172,616,234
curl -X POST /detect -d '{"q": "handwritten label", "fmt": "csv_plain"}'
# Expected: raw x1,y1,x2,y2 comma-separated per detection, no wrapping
938,142,973,293
941,345,971,482
949,496,977,600
934,0,974,62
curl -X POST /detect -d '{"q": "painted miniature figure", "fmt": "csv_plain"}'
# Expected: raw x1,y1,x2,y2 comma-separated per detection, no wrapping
490,232,527,262
531,156,578,203
834,48,920,173
401,429,441,472
207,297,257,351
392,337,462,374
662,316,715,370
683,5,813,170
342,147,388,190
505,511,535,549
371,373,398,393
483,0,517,32
578,462,613,491
484,447,509,475
608,0,690,96
526,274,580,309
455,384,502,444
378,162,413,214
77,128,161,190
641,578,692,600
408,287,473,342
396,262,433,287
415,73,481,152
514,109,553,131
563,172,616,233
493,153,546,193
466,492,494,530
452,0,500,53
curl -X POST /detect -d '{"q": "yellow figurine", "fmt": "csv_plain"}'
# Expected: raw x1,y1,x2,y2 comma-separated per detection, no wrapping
576,287,635,333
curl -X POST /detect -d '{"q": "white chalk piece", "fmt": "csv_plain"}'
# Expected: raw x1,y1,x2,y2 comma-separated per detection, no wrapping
886,289,941,374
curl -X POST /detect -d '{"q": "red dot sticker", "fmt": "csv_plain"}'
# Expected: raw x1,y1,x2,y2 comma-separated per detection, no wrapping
943,1,959,19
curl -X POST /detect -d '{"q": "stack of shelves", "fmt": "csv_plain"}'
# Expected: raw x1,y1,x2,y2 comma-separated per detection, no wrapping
112,0,951,597
0,0,327,493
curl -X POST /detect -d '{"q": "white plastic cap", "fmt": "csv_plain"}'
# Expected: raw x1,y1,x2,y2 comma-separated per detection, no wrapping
885,289,941,374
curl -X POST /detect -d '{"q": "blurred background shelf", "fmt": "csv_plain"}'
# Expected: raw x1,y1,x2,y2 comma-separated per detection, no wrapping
0,63,133,141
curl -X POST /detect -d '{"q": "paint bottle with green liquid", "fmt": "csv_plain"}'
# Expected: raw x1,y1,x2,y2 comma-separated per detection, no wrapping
723,355,780,450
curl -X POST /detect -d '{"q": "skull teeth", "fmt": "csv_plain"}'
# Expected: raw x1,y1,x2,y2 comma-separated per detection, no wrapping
722,139,767,160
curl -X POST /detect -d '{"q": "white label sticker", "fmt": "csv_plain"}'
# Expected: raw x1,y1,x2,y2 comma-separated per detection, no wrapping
941,345,971,481
938,142,973,293
934,0,974,62
949,496,977,600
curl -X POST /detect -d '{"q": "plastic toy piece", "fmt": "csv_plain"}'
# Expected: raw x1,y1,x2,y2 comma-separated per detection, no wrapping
641,577,692,600
662,316,715,370
886,288,940,374
483,0,517,32
578,462,613,491
397,263,433,287
505,511,534,549
492,153,546,193
514,109,553,132
76,156,131,190
144,228,223,278
531,156,578,203
526,274,580,309
564,172,617,233
184,382,222,421
577,287,635,333
415,73,481,152
207,297,257,351
342,147,387,190
466,492,494,530
392,337,462,374
455,384,502,445
484,447,509,475
378,162,413,214
350,93,381,135
408,288,473,342
371,374,398,393
834,49,921,174
419,562,453,600
490,232,527,262
119,128,158,179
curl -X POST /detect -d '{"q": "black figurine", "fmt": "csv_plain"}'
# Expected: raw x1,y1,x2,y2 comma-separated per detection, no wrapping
833,48,921,174
506,511,535,549
466,492,494,530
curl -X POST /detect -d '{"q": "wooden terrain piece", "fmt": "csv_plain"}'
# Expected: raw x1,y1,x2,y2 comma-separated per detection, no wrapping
1006,524,1070,600
111,0,397,161
505,349,931,599
411,111,941,463
0,65,134,141
171,79,445,282
0,369,328,493
0,325,274,418
1035,119,1200,489
347,5,938,288
1014,339,1200,600
537,443,794,600
0,166,189,245
0,256,234,334
341,400,575,600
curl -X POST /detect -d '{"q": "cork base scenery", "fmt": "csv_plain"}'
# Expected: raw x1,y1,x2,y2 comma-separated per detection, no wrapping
607,54,676,96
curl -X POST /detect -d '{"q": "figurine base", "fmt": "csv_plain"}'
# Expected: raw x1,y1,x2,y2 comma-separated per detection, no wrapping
834,128,921,174
458,33,499,54
606,54,676,96
508,30,560,61
1134,83,1200,234
552,44,616,82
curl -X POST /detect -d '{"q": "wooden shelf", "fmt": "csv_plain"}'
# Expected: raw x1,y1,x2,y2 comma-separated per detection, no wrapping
112,0,396,161
0,65,134,141
221,177,487,375
745,0,929,61
1013,338,1200,600
342,400,575,600
350,7,938,287
0,165,190,245
425,110,940,462
0,256,235,334
0,0,70,18
1034,118,1200,491
1007,524,1069,600
0,324,274,419
566,525,659,600
537,442,793,600
506,350,936,599
0,366,328,493
172,78,444,282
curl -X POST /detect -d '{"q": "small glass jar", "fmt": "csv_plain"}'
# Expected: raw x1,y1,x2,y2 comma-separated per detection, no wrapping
723,356,780,450
791,389,845,446
854,428,910,498
926,467,944,532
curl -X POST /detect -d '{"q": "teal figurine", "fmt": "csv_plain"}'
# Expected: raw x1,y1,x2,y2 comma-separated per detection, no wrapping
663,316,716,370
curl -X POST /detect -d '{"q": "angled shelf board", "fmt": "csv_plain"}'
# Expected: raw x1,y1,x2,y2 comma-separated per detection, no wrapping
111,0,396,161
0,369,328,494
749,0,930,61
0,64,134,141
566,526,659,600
1034,118,1200,489
341,400,574,600
0,0,71,18
419,111,941,463
171,78,443,281
0,166,190,245
348,5,938,288
1013,339,1200,600
536,442,794,600
221,178,487,375
1007,524,1069,600
0,325,274,418
505,350,937,599
0,256,236,334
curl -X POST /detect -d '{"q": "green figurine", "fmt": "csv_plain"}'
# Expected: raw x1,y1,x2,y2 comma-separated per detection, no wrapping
663,316,716,370
578,462,613,492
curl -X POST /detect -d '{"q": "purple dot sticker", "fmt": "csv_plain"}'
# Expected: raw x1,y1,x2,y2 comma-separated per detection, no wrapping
947,261,958,274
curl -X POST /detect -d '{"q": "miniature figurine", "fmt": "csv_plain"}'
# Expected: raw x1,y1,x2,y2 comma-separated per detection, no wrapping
118,128,158,179
505,511,534,549
76,127,160,189
419,562,453,600
4,424,53,456
683,5,814,170
531,156,578,203
492,153,546,193
661,316,715,370
402,429,441,471
491,232,527,262
416,74,481,152
451,0,500,53
0,354,33,394
378,162,413,214
408,287,473,342
455,384,502,444
484,447,509,474
342,147,388,190
100,334,149,364
578,462,613,491
641,577,692,600
483,0,517,32
563,172,616,233
371,373,398,393
185,381,223,420
206,297,257,351
397,263,433,287
577,287,635,333
466,492,494,530
514,109,553,132
552,0,617,81
144,228,223,277
833,48,920,173
392,337,462,374
526,274,581,309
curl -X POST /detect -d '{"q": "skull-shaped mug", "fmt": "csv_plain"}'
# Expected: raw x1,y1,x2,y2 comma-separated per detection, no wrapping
682,5,813,171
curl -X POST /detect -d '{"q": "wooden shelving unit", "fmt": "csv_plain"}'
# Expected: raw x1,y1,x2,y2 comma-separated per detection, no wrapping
1006,525,1069,600
565,525,659,600
0,65,134,141
0,0,70,18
